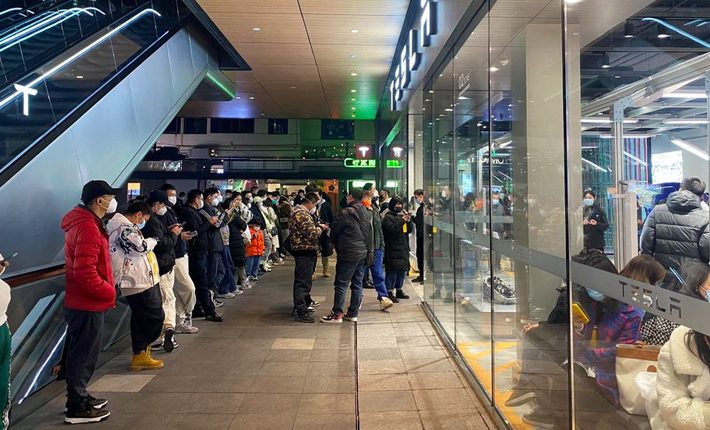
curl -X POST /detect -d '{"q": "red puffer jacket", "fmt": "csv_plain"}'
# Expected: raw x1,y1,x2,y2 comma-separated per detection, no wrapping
61,206,116,311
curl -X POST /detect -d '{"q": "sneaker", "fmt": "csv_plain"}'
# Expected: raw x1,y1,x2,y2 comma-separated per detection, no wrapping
395,289,410,300
234,288,245,295
412,276,423,283
380,297,394,311
307,306,316,312
522,409,555,429
243,283,253,289
322,270,331,278
320,312,343,324
217,292,236,299
387,292,400,304
163,328,175,353
214,299,224,308
87,394,108,410
205,313,224,322
504,389,536,407
343,314,358,322
65,400,110,424
176,322,199,334
294,313,315,323
252,276,259,282
309,301,321,308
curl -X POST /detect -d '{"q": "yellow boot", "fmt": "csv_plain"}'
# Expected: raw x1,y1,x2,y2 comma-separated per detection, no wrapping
130,346,164,371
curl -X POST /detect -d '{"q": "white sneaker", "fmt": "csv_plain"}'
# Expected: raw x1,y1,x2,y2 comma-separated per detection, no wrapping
380,297,394,311
176,323,198,334
243,283,253,289
217,292,236,299
234,289,245,295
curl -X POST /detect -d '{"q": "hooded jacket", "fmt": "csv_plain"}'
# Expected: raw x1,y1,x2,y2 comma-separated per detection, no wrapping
61,206,116,311
331,201,372,262
650,326,710,430
106,213,158,296
289,204,322,254
228,215,248,267
180,205,212,255
641,190,710,272
141,215,178,275
246,226,265,257
382,197,414,271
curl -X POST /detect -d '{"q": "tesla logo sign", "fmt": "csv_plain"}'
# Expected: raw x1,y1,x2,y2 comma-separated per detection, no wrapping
358,146,370,158
355,145,374,160
14,84,37,116
390,0,438,111
392,146,404,158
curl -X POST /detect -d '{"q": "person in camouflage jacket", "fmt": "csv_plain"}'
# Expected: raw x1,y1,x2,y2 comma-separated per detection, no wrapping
289,193,325,322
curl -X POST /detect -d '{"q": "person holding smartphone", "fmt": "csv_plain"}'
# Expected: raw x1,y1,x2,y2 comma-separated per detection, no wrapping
583,189,609,252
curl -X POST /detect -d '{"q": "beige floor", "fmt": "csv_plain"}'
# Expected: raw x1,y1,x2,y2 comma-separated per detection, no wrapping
13,258,493,430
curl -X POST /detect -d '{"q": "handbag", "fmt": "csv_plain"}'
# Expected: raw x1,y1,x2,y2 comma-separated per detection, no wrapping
616,343,661,415
147,251,161,285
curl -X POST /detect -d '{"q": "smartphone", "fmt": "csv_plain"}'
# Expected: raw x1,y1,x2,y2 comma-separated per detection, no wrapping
571,303,590,325
189,231,198,237
0,252,18,265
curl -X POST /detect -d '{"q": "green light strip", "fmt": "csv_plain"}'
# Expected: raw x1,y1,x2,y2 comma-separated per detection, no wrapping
206,71,235,99
383,114,403,147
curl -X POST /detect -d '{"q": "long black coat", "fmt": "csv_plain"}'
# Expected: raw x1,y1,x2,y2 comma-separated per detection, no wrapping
228,216,248,267
583,204,609,251
382,211,413,272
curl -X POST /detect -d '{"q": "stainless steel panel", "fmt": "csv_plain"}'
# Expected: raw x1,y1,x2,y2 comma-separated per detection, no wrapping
167,29,195,91
128,47,176,141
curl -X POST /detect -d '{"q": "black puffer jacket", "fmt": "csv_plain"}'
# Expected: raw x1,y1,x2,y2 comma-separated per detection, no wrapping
228,216,248,267
640,190,710,272
583,204,609,251
141,216,178,275
382,201,414,272
331,202,372,262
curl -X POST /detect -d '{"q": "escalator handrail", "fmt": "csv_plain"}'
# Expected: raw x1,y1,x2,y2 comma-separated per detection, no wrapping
3,265,66,288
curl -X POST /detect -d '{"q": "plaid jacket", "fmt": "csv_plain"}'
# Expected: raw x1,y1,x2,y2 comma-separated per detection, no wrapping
578,303,643,403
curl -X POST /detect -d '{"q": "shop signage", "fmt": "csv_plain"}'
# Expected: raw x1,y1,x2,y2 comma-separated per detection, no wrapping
344,158,376,168
391,146,404,158
355,145,373,159
386,160,404,168
390,0,438,111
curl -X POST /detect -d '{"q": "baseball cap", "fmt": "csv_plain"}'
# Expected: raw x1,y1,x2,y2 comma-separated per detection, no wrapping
147,190,170,205
81,180,121,205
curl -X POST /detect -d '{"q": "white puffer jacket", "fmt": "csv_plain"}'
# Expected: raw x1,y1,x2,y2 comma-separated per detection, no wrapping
107,213,158,296
651,325,710,430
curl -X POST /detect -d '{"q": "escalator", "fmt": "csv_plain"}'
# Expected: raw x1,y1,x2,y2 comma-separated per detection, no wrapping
0,0,243,419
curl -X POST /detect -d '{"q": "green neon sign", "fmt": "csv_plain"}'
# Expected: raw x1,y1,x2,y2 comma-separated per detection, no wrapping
386,160,403,168
344,158,377,168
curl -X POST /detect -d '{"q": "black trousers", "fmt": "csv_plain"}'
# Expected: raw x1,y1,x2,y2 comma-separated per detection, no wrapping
188,252,216,315
416,236,424,276
65,308,105,407
125,285,165,354
293,253,317,314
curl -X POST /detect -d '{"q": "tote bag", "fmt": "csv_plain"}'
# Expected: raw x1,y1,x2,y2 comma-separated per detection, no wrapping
616,343,661,415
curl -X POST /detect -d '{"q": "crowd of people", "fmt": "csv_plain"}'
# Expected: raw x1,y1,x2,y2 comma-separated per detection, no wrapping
54,180,421,424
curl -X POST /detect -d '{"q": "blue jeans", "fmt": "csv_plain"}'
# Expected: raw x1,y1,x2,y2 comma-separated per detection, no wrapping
207,251,220,292
332,259,367,317
385,270,406,293
369,249,388,300
219,247,236,294
247,256,261,277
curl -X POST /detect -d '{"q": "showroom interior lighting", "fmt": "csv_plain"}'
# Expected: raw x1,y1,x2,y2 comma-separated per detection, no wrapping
671,137,710,160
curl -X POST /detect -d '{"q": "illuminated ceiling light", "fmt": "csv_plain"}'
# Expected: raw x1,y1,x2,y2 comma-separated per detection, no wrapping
350,29,359,33
351,71,358,76
581,118,638,124
351,107,356,110
582,158,608,172
252,27,261,31
351,89,357,93
663,92,708,99
76,75,83,79
350,54,358,58
445,108,453,112
664,119,708,124
351,98,356,101
656,23,670,38
290,86,297,89
490,66,499,72
601,53,610,68
624,20,634,38
236,96,241,100
671,137,710,160
429,90,434,93
643,17,710,49
249,96,255,100
598,134,655,139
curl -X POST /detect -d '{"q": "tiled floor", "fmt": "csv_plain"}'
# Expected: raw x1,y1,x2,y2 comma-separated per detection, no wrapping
13,259,492,430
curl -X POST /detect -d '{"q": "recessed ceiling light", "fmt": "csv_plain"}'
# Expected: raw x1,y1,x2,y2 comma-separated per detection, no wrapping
350,54,358,58
249,96,255,100
351,71,358,76
351,107,356,110
351,89,357,93
236,96,241,100
76,75,84,79
351,98,356,101
290,86,297,89
429,90,434,94
490,67,499,72
252,27,261,31
350,29,359,33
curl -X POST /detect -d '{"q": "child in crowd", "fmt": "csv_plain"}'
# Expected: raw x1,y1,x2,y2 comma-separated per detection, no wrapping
246,218,265,282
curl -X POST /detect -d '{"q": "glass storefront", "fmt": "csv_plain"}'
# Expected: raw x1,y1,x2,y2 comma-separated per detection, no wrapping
379,1,710,429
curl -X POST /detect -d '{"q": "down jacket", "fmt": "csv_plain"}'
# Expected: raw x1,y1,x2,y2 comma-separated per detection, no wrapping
641,191,710,272
382,200,414,272
331,201,372,262
106,213,158,296
141,215,179,276
289,205,322,254
650,326,710,430
61,206,116,312
228,215,248,267
246,227,265,257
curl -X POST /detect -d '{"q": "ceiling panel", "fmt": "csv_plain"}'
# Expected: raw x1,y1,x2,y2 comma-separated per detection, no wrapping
195,0,406,119
235,43,315,65
300,0,409,15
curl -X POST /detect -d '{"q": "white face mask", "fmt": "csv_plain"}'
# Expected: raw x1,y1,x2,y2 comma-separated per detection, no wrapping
210,198,219,207
156,206,168,216
197,201,204,209
100,197,117,214
217,195,223,203
309,206,317,214
168,196,177,205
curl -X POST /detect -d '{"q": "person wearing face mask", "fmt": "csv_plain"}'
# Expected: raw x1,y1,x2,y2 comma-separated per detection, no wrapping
289,193,324,322
61,180,120,424
201,188,229,307
179,190,222,322
277,196,293,251
379,189,391,215
252,196,275,272
382,196,413,303
362,183,393,310
412,190,426,284
158,184,198,334
246,218,265,282
582,189,609,252
0,253,12,429
141,190,184,352
107,201,166,371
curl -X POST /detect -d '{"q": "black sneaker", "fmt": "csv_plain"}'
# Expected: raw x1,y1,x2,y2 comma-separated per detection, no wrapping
522,408,555,430
65,401,110,424
294,313,315,323
87,394,108,410
413,276,423,283
309,301,321,308
395,289,410,300
163,328,175,353
205,313,224,322
387,292,400,304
